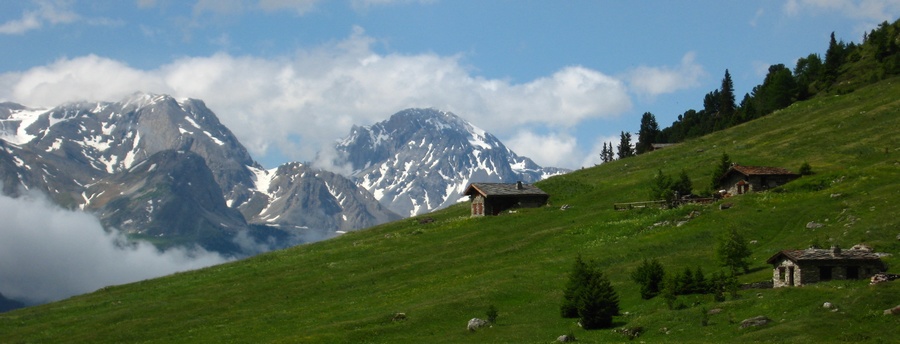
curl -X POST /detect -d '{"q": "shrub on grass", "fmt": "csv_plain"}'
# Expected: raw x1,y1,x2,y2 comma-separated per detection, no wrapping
800,162,813,175
486,305,498,324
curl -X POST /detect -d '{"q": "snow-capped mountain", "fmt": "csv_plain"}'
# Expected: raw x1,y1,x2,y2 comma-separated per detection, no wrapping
335,108,569,216
0,93,399,254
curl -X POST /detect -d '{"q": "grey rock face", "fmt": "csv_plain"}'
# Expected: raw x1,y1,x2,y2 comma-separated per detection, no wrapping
336,108,568,216
0,93,398,254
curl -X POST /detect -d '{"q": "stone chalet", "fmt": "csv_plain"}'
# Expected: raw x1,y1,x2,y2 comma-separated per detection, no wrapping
766,246,886,287
463,181,549,216
717,164,800,195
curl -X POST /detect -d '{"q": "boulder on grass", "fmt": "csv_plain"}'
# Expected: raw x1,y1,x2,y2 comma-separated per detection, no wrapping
739,315,771,329
557,334,576,342
467,318,489,332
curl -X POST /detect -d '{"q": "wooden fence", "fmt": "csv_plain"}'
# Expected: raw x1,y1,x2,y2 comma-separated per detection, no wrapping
613,198,716,210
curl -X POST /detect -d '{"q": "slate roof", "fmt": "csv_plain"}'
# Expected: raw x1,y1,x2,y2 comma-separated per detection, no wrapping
766,248,885,265
463,182,548,198
729,164,798,176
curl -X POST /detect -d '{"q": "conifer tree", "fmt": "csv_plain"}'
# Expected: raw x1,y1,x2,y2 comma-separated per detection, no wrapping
617,131,635,159
710,153,732,191
635,112,660,154
576,269,619,329
561,256,620,330
631,258,665,299
673,169,693,197
693,266,707,294
600,142,615,163
719,70,736,118
824,32,845,85
560,255,590,318
717,228,752,275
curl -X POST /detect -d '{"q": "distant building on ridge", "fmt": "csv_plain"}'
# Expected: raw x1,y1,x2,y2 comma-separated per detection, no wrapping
463,181,549,216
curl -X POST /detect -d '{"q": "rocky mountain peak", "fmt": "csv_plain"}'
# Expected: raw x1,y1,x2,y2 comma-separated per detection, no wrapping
335,108,568,217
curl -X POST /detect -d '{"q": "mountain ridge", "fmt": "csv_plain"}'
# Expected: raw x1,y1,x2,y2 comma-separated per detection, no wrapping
336,108,568,216
0,93,400,254
2,74,898,342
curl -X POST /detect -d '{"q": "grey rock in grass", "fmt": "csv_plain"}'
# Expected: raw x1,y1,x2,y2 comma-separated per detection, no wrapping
557,334,576,342
739,315,771,329
467,318,489,331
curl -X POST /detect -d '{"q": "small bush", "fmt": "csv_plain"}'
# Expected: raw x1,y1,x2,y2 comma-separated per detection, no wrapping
486,305,498,324
800,162,813,175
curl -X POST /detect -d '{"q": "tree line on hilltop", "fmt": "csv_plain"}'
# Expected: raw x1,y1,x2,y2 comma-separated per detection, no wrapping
600,19,900,162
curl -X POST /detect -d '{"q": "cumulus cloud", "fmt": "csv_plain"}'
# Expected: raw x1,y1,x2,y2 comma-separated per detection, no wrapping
626,52,707,98
0,28,633,169
506,130,579,168
0,190,231,305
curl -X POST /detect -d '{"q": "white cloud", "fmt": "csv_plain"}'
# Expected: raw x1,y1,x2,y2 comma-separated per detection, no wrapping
0,28,633,169
626,52,707,97
0,0,79,35
0,190,230,304
0,0,120,35
752,60,771,78
505,130,578,168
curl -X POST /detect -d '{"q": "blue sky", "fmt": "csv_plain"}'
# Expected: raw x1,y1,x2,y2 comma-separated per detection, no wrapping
1,0,898,170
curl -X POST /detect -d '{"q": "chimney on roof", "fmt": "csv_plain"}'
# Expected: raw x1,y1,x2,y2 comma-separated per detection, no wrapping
516,181,523,190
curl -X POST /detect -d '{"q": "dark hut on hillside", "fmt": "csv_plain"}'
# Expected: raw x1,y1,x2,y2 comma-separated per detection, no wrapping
463,181,548,216
766,246,886,287
717,164,800,195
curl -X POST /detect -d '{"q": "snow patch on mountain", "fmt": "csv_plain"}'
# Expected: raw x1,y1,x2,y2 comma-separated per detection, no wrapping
335,108,569,217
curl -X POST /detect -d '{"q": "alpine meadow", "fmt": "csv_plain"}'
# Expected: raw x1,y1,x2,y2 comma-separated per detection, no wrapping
3,13,900,344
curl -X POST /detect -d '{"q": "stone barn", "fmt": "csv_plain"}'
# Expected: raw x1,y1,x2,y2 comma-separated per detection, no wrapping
766,246,886,287
717,164,799,195
463,181,549,216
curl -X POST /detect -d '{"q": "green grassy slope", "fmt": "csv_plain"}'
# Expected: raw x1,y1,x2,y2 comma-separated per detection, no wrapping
2,78,899,343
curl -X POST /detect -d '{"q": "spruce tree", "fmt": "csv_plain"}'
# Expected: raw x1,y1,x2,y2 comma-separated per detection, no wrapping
824,32,845,85
635,112,660,154
710,152,732,192
631,258,665,299
673,169,693,197
600,142,614,163
719,70,736,118
617,131,635,159
576,269,619,329
717,228,752,275
650,169,674,202
693,266,707,294
560,255,590,318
